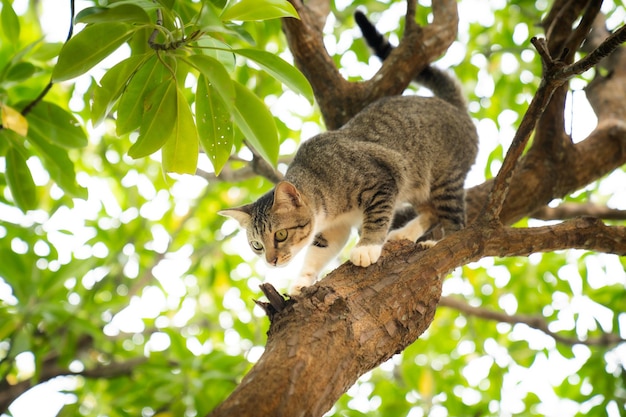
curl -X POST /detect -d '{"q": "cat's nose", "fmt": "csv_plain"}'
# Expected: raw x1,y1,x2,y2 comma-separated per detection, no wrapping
267,255,278,266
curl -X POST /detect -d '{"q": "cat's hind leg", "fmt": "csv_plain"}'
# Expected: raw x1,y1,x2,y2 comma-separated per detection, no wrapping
430,174,467,236
386,205,438,242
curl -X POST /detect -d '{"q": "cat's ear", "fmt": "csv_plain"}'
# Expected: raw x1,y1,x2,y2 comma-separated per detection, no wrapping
273,181,303,212
218,206,252,228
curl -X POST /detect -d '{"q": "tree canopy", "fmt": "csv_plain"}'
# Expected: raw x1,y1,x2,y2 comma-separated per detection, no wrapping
0,0,625,416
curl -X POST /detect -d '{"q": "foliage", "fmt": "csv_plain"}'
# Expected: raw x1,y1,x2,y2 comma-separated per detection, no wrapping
0,0,625,417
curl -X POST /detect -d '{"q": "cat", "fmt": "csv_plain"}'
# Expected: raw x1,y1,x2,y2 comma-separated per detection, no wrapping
220,16,478,294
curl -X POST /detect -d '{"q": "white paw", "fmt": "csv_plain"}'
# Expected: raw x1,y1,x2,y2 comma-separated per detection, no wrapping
350,245,382,267
418,240,438,249
290,273,317,295
387,228,414,242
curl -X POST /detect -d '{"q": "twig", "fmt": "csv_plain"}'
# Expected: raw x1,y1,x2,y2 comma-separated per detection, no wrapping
531,203,626,221
16,0,76,118
560,0,602,63
244,141,284,184
148,8,164,47
439,296,625,347
404,0,418,35
0,357,147,412
254,283,293,321
557,24,626,79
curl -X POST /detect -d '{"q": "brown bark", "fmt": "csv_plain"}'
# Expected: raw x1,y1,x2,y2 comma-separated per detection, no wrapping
209,1,626,416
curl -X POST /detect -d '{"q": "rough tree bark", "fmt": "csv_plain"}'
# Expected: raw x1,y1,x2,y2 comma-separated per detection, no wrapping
209,1,626,416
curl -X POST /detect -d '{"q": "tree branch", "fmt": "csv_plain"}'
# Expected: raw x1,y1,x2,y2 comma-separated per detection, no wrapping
282,0,458,129
439,296,626,347
17,0,76,118
210,215,625,416
0,357,146,413
210,5,626,417
531,203,626,221
481,19,626,224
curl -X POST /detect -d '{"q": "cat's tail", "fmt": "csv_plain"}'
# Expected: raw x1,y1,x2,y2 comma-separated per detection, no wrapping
354,10,467,111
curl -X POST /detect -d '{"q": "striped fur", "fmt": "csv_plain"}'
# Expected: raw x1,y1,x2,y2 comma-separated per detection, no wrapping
220,15,478,292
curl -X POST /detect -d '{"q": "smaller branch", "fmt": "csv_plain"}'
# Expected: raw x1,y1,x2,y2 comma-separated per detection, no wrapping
244,141,285,184
197,154,289,184
481,24,626,223
480,37,566,223
480,217,626,259
440,296,626,347
15,0,76,119
148,8,164,47
531,203,626,221
560,0,602,63
0,357,147,413
557,24,626,79
404,0,418,34
254,283,294,321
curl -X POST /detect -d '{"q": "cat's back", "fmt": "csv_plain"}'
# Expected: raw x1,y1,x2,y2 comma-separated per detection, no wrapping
342,95,477,168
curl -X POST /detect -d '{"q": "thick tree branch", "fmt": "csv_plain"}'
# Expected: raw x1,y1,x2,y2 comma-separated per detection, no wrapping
210,215,625,417
466,119,626,227
439,296,626,347
282,0,458,129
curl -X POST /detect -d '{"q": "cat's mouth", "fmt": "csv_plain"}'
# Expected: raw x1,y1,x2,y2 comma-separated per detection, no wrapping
266,253,291,267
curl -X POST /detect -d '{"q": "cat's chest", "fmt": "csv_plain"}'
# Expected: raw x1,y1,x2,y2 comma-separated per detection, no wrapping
315,210,362,231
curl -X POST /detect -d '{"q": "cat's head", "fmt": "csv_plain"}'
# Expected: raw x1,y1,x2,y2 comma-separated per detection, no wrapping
219,181,315,267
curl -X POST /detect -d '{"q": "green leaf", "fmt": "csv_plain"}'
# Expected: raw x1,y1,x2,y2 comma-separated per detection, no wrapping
52,22,135,82
196,74,234,174
75,4,150,24
26,101,87,148
221,0,299,21
1,0,20,41
209,0,227,11
0,314,18,341
116,55,166,135
29,42,63,61
25,122,86,198
186,54,235,108
156,0,175,10
231,81,278,165
195,37,236,72
5,61,37,83
162,87,199,174
92,54,151,126
6,146,37,211
234,48,313,100
128,78,177,159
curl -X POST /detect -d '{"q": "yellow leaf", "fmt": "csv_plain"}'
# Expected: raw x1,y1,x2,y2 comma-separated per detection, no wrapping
418,369,434,398
1,104,28,136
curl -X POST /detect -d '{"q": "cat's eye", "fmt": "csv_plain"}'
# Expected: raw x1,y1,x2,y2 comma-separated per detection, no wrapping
250,241,264,251
275,229,288,242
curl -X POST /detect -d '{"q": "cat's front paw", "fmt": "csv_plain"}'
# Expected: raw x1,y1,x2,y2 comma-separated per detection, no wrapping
290,273,317,295
350,244,382,267
417,239,438,250
387,228,414,242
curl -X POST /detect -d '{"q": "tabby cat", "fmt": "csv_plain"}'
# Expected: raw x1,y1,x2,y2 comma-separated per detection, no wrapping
220,16,478,293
